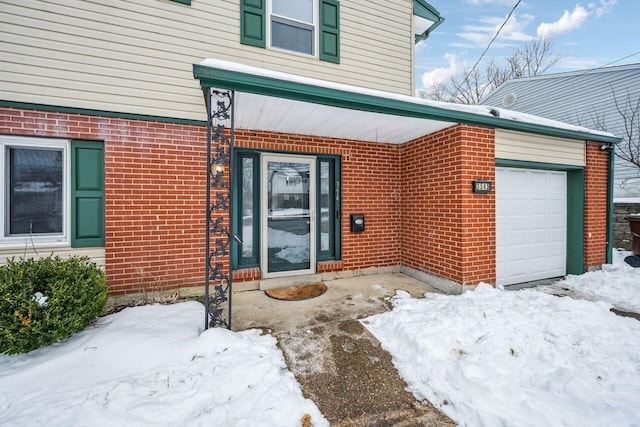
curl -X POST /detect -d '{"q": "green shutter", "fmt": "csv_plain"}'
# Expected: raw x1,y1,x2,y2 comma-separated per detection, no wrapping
240,0,266,48
71,141,105,248
319,0,340,63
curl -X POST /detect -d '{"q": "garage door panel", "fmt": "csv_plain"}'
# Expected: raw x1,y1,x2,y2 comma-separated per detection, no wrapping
528,257,547,274
505,231,527,247
530,229,548,244
549,229,565,242
527,199,547,215
496,167,567,286
550,200,565,215
507,200,529,215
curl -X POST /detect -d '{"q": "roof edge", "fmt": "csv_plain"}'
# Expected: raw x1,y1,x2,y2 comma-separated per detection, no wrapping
193,60,621,144
413,0,445,42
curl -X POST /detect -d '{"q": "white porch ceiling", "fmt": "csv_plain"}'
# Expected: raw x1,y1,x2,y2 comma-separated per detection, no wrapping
235,92,453,144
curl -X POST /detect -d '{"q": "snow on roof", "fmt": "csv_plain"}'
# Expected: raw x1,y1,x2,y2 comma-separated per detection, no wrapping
198,58,617,141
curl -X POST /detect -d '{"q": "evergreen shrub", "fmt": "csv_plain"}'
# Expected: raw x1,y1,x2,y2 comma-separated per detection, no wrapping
0,256,108,354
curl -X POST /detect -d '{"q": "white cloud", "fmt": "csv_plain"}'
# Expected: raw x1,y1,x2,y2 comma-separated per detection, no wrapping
536,6,589,37
420,53,464,90
556,56,605,70
589,0,618,17
457,13,535,48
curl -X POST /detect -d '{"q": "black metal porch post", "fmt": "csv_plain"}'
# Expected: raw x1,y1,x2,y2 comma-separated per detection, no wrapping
204,88,235,330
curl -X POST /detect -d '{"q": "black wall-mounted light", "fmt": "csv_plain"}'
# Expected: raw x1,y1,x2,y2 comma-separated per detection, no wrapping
599,144,613,152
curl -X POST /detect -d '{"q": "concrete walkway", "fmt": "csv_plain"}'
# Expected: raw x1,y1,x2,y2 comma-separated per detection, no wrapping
232,273,456,426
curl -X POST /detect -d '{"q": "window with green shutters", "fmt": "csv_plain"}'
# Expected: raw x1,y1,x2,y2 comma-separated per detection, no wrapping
0,136,104,248
240,0,340,63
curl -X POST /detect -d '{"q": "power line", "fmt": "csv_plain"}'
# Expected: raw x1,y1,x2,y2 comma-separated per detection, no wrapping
599,51,640,68
450,0,522,100
496,50,640,87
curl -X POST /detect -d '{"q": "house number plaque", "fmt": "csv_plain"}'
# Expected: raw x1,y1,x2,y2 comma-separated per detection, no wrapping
472,180,492,194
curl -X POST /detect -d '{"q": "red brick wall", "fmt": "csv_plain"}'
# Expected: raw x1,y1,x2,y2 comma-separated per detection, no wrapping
400,124,496,286
584,142,610,267
235,130,402,270
1,107,208,295
1,106,610,293
1,108,403,295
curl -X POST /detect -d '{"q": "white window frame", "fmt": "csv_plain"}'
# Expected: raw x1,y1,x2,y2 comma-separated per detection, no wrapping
267,0,318,58
0,136,70,248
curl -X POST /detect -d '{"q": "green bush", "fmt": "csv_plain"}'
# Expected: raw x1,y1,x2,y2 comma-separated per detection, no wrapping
0,256,108,355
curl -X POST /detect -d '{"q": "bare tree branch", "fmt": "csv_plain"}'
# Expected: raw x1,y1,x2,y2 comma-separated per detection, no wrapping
423,33,562,105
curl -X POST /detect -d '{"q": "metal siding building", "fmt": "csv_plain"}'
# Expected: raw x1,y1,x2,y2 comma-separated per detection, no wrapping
482,64,640,198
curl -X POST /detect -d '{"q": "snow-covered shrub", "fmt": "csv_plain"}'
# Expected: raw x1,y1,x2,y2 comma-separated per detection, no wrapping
0,256,108,354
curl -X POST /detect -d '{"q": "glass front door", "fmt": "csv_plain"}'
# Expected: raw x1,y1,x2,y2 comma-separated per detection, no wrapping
261,154,316,278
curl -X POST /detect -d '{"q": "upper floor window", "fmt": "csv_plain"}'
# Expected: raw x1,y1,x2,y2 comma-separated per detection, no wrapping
270,0,315,56
240,0,340,63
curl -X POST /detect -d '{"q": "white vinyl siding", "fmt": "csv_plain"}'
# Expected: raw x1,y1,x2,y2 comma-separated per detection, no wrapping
0,0,413,121
0,247,106,270
495,129,586,167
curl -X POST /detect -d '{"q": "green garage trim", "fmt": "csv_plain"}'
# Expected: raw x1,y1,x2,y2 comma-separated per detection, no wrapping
606,149,614,264
496,159,585,275
71,140,105,248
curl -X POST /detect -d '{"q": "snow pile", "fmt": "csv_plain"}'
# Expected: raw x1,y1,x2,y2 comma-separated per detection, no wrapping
362,286,640,427
0,302,327,427
552,250,640,312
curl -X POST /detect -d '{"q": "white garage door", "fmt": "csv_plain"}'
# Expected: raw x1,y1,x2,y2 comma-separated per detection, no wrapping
496,167,567,286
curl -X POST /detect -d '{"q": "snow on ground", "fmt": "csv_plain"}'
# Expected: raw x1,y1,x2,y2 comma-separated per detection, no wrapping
363,285,640,427
549,250,640,313
0,302,327,427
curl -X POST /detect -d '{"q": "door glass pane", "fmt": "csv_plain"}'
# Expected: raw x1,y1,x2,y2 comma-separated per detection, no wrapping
271,20,313,55
8,148,63,235
267,161,310,272
240,157,254,259
272,0,313,23
320,161,330,252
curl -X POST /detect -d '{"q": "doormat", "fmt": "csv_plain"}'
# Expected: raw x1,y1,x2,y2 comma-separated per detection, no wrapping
265,283,327,301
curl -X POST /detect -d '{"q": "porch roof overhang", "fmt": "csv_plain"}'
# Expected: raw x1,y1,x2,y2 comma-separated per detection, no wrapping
193,59,620,145
414,0,445,43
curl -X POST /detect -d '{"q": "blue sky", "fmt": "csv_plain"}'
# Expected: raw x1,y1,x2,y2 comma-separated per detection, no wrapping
416,0,639,91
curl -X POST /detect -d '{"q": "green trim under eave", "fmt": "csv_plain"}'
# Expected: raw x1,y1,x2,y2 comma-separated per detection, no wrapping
494,159,584,171
168,0,191,5
0,101,207,126
606,149,614,264
192,64,620,144
496,159,585,275
413,0,444,42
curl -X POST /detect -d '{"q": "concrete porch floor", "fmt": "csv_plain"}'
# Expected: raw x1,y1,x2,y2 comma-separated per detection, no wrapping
231,272,445,333
230,272,456,426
